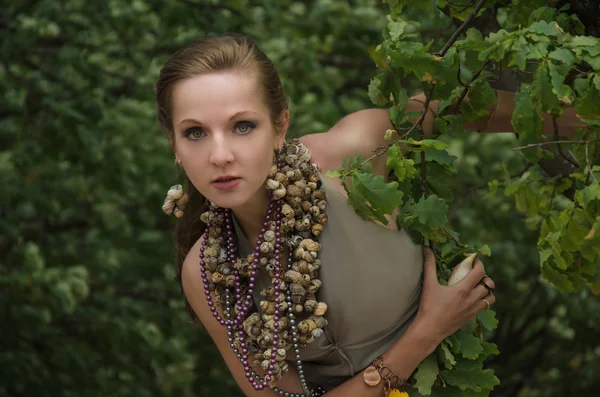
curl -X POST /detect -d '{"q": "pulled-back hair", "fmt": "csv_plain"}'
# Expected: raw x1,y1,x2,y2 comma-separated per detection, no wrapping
155,33,289,321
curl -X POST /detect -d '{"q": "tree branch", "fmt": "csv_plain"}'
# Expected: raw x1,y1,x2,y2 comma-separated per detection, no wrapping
512,138,600,151
436,0,489,57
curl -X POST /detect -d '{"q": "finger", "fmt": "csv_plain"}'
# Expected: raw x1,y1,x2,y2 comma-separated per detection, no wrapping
461,259,486,288
480,294,496,310
473,284,492,299
422,247,439,286
480,276,496,290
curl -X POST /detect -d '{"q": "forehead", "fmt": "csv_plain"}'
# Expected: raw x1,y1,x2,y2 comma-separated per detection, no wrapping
171,71,268,125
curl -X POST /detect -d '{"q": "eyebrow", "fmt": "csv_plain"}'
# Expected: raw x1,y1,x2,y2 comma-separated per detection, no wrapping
178,111,261,126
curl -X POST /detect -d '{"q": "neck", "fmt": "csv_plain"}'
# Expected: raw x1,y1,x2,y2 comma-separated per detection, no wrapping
231,186,271,247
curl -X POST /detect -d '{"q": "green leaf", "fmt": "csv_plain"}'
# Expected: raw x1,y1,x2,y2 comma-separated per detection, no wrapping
387,15,408,42
511,85,543,138
414,354,439,395
575,183,600,208
368,74,389,106
481,342,499,355
541,262,576,293
488,180,499,197
454,330,483,359
411,195,449,230
438,342,457,370
549,48,576,67
477,244,491,256
386,145,418,182
477,309,498,331
441,366,500,391
349,172,404,224
325,169,342,179
527,21,562,37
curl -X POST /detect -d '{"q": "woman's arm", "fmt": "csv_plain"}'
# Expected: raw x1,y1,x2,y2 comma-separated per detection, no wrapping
414,89,587,137
183,237,495,396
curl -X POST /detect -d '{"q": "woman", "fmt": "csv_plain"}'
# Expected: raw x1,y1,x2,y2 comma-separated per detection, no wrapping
156,33,500,397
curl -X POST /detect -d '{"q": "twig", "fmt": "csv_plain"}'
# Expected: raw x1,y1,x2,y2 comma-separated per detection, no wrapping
451,60,491,114
513,138,600,151
358,85,437,169
449,163,534,216
436,0,489,57
585,140,598,184
552,116,580,169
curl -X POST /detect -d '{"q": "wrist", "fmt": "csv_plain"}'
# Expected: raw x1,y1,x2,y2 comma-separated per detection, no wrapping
404,316,443,356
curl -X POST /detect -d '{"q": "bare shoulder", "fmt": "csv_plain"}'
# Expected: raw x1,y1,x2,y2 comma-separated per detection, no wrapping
299,111,399,231
299,109,392,176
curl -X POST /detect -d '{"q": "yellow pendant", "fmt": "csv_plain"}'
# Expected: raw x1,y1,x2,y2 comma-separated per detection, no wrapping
388,389,408,397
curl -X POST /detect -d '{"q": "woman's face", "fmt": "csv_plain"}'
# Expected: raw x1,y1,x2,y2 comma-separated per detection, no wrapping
170,70,286,209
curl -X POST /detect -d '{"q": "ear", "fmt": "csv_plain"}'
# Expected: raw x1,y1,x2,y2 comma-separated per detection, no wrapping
275,110,290,148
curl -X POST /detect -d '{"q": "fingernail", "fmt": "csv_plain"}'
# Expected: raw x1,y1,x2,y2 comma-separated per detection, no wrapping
423,247,432,257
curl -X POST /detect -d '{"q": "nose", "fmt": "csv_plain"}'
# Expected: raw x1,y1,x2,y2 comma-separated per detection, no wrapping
209,136,235,167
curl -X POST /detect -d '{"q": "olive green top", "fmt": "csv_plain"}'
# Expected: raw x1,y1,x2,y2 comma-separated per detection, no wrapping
232,173,424,392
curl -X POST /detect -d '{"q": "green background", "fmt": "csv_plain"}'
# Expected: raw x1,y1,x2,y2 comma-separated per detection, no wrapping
1,1,598,396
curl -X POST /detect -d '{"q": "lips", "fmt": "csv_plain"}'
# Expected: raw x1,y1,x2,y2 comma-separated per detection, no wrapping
212,175,240,183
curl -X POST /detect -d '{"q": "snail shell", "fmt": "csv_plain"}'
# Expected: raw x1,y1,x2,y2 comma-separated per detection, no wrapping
314,302,328,316
311,223,323,236
204,246,218,258
275,172,288,184
317,213,328,225
225,275,235,286
309,173,319,183
317,200,327,211
311,328,324,338
266,179,280,190
312,190,325,200
211,272,224,284
304,299,317,312
310,206,320,217
269,164,278,178
294,180,307,190
310,315,328,329
281,204,294,218
167,184,184,200
260,241,274,254
162,199,175,215
299,239,321,252
200,211,211,223
263,230,275,242
301,200,311,212
176,193,189,208
173,207,184,218
298,260,312,274
298,319,317,334
287,185,303,197
307,279,322,294
273,187,286,199
289,282,306,296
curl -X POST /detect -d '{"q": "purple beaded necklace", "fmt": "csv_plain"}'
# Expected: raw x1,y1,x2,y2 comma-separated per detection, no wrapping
198,142,327,396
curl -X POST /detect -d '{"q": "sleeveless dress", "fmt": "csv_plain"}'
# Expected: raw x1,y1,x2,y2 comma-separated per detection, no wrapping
232,173,424,392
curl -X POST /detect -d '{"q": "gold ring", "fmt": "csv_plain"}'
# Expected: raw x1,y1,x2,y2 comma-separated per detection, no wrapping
483,298,491,310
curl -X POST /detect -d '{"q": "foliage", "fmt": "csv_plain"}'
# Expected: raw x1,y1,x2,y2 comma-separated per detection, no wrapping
2,1,600,397
0,1,385,396
328,0,599,395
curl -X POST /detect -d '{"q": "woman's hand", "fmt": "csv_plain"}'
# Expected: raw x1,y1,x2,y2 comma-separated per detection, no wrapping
413,247,496,344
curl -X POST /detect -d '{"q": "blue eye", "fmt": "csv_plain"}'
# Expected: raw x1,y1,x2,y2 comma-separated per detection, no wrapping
236,121,256,135
184,127,205,140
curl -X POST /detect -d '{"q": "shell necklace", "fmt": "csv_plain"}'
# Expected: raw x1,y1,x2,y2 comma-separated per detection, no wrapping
199,139,328,396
